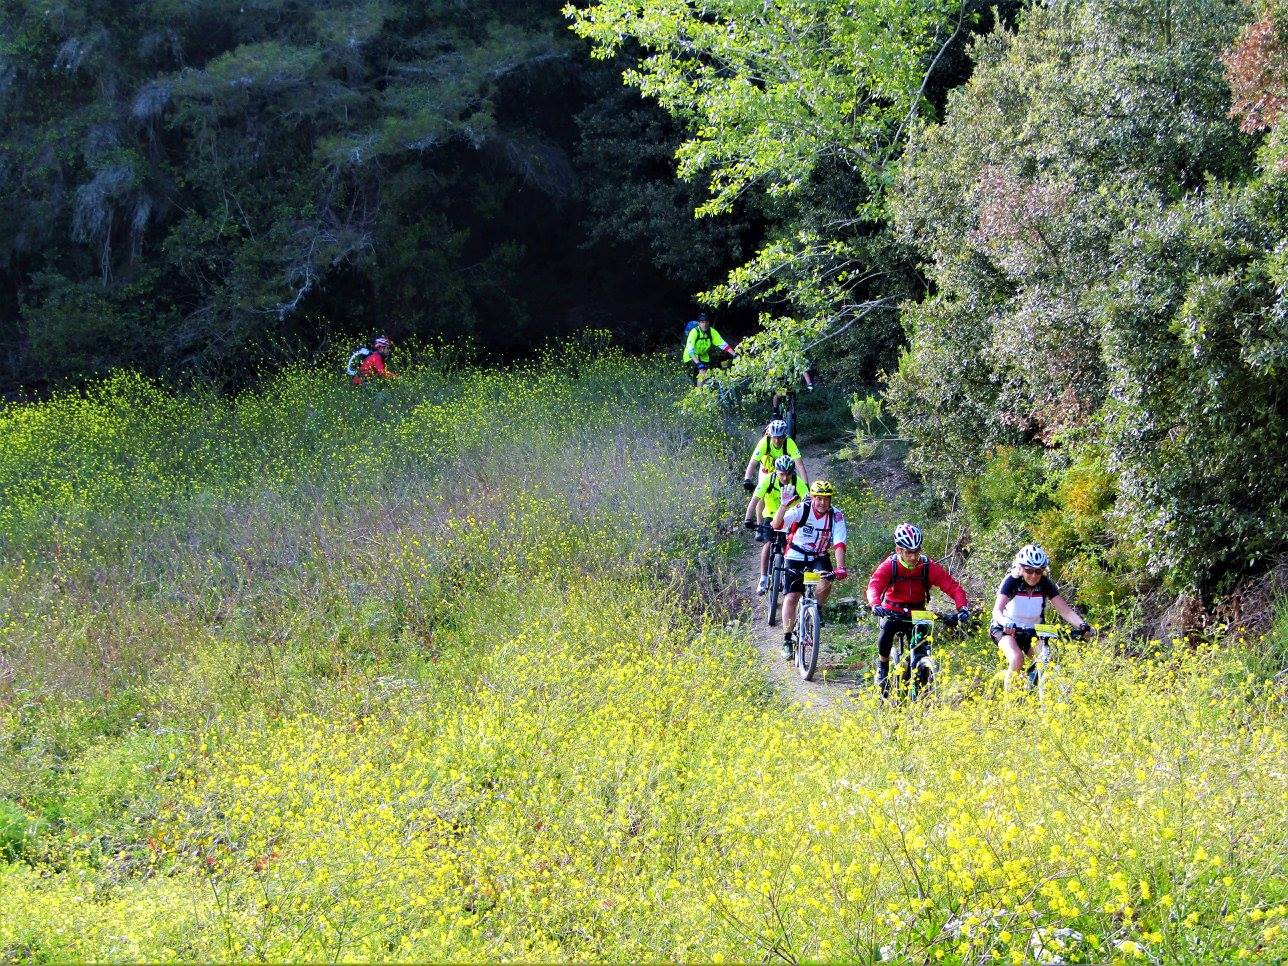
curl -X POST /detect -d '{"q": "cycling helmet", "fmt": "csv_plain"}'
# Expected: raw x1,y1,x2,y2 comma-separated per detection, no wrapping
773,455,795,472
809,480,835,498
893,523,923,550
373,336,392,350
767,419,788,438
697,311,710,323
1015,544,1049,570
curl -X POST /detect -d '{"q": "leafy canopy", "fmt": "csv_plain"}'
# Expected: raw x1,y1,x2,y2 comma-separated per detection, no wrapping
567,0,964,395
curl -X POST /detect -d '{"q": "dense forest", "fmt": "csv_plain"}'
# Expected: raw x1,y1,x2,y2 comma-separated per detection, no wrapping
3,0,1286,595
572,0,1288,607
0,0,758,389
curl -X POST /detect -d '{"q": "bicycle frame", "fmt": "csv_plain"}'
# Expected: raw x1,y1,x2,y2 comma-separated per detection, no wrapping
766,531,788,627
795,570,832,680
888,610,938,700
1029,623,1063,698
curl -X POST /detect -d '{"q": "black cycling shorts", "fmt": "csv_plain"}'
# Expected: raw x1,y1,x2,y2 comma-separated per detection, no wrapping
785,555,833,594
990,624,1036,652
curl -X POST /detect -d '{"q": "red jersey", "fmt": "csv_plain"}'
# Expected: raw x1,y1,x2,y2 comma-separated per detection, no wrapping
866,554,967,611
352,351,390,385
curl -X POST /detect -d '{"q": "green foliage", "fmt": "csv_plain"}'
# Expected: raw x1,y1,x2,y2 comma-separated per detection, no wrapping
0,798,38,860
0,1,736,390
836,392,891,460
1099,176,1288,588
890,0,1285,596
574,71,753,291
568,0,965,397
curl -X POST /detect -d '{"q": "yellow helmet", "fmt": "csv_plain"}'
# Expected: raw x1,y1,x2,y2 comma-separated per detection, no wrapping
809,480,835,498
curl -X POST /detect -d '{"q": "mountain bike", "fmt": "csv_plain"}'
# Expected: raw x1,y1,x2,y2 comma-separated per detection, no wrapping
884,609,963,701
795,569,834,681
772,390,797,440
696,360,743,428
1022,622,1088,698
765,529,787,627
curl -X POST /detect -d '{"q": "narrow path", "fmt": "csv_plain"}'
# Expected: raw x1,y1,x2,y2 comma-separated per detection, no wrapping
731,445,867,710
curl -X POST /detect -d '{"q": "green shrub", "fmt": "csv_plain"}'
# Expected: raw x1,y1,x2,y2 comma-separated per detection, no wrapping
0,799,38,860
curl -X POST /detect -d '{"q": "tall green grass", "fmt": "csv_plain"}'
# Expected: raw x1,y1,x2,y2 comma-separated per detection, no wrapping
0,351,1284,962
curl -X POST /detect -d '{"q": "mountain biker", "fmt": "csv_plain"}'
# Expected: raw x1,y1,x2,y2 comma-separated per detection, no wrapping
772,480,848,660
991,544,1091,690
751,455,802,595
682,312,735,382
866,523,970,696
351,336,398,386
771,367,818,424
741,419,808,524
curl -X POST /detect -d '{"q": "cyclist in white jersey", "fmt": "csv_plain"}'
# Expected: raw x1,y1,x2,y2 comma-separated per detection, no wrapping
772,480,849,660
991,544,1091,690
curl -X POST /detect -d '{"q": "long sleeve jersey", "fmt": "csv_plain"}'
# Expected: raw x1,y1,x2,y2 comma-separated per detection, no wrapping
866,554,968,611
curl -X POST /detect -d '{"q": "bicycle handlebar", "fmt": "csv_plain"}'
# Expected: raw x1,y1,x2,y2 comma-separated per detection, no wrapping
865,604,966,627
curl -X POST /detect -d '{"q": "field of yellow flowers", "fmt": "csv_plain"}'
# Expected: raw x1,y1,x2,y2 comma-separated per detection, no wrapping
0,349,1284,963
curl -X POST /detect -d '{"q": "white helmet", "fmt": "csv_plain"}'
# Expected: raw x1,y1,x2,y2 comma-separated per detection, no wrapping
893,523,923,551
1015,544,1049,569
773,455,794,472
767,419,788,437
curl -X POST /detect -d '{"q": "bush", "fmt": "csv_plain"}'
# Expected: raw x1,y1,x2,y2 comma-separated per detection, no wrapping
0,799,37,860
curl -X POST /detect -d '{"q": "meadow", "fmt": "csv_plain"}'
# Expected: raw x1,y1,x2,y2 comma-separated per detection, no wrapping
0,351,1284,963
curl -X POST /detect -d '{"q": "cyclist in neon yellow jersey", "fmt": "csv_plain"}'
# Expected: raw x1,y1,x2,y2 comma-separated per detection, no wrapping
750,455,802,595
682,312,735,380
741,419,808,525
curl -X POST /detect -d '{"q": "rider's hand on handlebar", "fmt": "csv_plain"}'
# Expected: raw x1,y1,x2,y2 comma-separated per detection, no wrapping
1004,623,1017,636
873,605,891,618
1075,622,1092,639
832,567,848,581
742,477,755,493
956,606,971,624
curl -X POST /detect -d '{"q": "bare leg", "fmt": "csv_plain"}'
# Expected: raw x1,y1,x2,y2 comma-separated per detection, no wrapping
999,634,1026,690
783,592,801,631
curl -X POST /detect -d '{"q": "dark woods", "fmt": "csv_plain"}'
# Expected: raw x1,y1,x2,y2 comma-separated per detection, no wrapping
0,0,755,393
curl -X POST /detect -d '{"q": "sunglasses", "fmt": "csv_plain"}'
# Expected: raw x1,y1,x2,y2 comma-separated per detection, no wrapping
1022,566,1043,575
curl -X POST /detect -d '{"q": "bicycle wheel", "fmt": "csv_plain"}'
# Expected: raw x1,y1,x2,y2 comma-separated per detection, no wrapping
766,549,783,626
797,604,820,680
911,643,934,700
885,631,906,698
1034,641,1053,700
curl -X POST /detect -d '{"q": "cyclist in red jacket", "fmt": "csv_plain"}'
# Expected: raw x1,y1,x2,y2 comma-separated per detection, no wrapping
866,522,970,695
351,336,398,386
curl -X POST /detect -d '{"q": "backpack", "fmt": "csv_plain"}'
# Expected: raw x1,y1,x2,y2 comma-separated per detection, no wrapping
788,498,834,557
346,346,371,378
888,554,931,602
682,319,702,356
757,434,793,469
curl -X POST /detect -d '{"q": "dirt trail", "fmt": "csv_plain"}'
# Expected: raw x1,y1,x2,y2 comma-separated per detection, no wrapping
732,445,867,710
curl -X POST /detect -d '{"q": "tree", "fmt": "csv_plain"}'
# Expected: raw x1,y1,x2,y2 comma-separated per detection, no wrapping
0,0,730,390
567,0,966,394
889,0,1286,595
